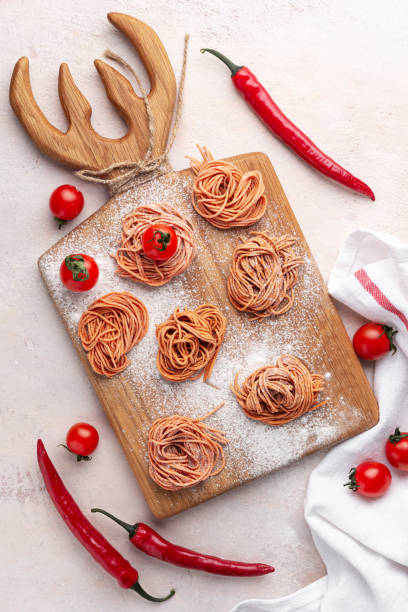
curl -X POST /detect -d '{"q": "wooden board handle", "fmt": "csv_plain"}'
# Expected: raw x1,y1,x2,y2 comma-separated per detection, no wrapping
9,13,177,171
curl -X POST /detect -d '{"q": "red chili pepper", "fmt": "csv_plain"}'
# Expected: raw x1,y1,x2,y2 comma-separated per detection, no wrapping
201,48,375,201
37,440,174,602
91,508,275,576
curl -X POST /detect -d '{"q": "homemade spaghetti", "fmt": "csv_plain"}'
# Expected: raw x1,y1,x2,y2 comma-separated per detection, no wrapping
78,291,148,378
227,232,303,320
232,355,325,425
148,402,227,490
112,203,196,286
187,146,267,229
156,303,226,382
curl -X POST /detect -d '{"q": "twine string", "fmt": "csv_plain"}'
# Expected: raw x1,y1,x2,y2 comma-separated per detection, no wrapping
75,34,189,196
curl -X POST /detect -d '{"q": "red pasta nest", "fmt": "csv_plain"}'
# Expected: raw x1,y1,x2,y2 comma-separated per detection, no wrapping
227,232,303,320
78,292,148,378
188,146,267,229
148,403,227,491
112,202,196,286
156,303,227,382
232,355,326,425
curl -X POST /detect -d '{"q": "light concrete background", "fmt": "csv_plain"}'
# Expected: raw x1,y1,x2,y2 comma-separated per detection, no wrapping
1,1,408,611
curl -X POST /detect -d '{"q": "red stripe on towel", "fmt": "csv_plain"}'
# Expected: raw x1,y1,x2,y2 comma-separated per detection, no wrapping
354,268,408,331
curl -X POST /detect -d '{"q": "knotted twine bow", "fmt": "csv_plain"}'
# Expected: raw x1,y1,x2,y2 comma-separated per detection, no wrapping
75,34,189,197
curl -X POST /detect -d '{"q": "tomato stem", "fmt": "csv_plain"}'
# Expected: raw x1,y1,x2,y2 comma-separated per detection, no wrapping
64,255,90,282
388,427,408,445
55,217,68,230
77,454,92,461
379,325,398,355
148,230,171,252
58,444,92,461
343,467,360,491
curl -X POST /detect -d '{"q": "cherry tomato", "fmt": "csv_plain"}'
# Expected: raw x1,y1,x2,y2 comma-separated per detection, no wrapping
60,254,99,292
344,461,392,498
142,224,178,261
352,323,397,361
65,423,99,461
385,427,408,471
49,184,84,228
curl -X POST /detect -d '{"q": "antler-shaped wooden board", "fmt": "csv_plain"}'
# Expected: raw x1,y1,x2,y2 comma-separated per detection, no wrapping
10,12,176,169
10,13,378,519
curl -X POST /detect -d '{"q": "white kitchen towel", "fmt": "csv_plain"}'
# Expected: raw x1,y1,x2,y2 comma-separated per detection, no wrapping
231,229,408,612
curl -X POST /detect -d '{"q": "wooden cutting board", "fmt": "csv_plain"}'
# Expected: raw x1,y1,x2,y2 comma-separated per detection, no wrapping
10,12,378,519
37,151,378,518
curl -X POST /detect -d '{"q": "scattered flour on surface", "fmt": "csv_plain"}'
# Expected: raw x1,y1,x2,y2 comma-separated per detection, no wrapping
38,170,361,483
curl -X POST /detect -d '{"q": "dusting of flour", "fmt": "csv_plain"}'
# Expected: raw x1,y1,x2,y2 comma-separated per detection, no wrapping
39,169,360,486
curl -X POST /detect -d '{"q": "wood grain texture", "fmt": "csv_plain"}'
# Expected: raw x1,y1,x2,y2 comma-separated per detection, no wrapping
38,153,379,519
9,12,176,170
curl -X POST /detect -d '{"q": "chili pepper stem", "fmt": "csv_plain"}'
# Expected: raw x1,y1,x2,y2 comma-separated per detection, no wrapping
200,48,242,77
89,509,175,600
131,582,175,602
91,508,138,539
